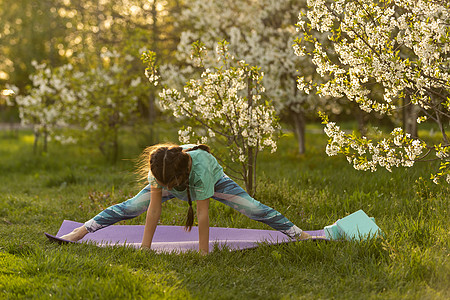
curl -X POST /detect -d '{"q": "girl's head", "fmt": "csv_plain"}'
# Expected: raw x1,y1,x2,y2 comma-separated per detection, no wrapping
136,143,211,231
149,145,191,190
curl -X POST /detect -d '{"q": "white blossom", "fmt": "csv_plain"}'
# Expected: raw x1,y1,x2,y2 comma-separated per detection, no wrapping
16,53,142,152
152,41,280,192
299,0,450,184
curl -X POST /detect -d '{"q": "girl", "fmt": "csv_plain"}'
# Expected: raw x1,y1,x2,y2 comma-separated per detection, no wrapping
61,144,310,254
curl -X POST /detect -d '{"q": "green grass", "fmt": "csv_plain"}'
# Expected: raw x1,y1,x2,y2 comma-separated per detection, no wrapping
0,126,449,299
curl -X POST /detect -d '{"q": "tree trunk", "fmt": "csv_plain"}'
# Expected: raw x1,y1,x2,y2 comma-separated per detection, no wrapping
403,95,419,138
246,147,254,196
148,91,156,124
111,110,119,162
112,131,119,163
246,77,255,196
434,101,449,144
33,130,39,154
291,78,306,154
291,109,306,154
43,129,48,153
147,0,158,124
354,105,368,136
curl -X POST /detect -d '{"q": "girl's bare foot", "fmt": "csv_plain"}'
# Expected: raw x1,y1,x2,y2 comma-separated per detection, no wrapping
60,225,88,241
297,231,311,240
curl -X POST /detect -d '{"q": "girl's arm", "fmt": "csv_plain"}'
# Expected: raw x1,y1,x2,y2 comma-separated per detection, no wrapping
197,198,210,255
141,187,163,249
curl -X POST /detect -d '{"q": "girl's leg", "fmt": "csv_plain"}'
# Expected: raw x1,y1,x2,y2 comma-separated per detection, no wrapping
61,186,174,241
83,185,174,233
212,175,307,239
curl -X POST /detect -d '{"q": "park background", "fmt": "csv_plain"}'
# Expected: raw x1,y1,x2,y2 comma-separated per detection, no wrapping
0,0,449,299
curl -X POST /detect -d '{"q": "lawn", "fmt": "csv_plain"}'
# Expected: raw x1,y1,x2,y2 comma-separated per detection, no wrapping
0,125,449,299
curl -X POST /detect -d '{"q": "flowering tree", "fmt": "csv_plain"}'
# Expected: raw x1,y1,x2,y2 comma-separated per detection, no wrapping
73,51,145,161
169,0,343,154
143,41,280,195
14,61,77,152
15,51,146,160
294,0,450,183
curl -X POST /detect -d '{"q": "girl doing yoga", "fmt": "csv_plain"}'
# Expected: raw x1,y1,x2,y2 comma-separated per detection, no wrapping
61,144,310,254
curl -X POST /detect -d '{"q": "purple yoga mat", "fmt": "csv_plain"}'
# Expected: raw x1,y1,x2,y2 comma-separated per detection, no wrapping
46,220,327,253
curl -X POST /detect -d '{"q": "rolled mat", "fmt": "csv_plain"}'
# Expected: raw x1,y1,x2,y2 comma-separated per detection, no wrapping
45,220,328,253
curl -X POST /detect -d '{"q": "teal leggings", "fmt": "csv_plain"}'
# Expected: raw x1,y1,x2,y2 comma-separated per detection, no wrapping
84,175,303,238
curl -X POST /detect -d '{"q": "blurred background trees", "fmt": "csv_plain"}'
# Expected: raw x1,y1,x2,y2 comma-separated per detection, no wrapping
0,0,378,147
0,0,347,148
0,0,182,120
1,0,447,184
295,0,449,183
0,0,182,155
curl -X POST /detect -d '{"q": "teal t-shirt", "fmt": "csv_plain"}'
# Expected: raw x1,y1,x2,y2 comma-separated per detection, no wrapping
148,144,224,201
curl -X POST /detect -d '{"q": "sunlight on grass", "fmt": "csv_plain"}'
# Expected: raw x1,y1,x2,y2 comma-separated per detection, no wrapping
20,134,35,144
0,248,191,299
0,128,448,299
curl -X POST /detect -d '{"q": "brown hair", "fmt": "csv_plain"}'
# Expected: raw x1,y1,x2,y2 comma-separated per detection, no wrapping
136,143,211,231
